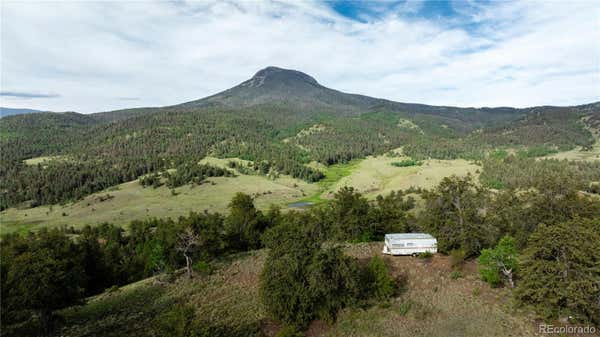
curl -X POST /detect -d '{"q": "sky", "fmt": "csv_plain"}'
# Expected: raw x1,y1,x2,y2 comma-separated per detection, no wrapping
1,0,599,113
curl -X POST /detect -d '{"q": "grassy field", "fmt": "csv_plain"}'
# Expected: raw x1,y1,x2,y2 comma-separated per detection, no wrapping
0,158,318,234
544,138,600,162
53,243,557,337
23,155,70,165
325,155,480,200
1,154,481,234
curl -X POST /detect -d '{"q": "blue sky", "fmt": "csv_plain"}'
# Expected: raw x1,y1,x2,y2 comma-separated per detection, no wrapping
1,0,598,113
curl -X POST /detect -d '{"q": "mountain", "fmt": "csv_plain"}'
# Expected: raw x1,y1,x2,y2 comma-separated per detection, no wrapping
1,66,598,209
177,66,524,128
0,107,48,118
179,66,382,115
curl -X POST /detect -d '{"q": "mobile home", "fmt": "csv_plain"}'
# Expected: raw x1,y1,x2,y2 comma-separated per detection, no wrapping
382,233,437,256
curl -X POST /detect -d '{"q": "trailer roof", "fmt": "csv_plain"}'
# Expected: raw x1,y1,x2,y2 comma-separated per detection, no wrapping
385,233,436,240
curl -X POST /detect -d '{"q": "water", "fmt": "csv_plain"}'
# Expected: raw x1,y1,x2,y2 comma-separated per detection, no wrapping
288,201,313,208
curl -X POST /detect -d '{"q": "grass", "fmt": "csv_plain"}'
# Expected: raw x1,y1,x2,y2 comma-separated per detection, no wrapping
544,138,600,162
53,243,543,337
326,155,480,200
294,159,362,204
2,154,480,234
23,155,70,166
58,281,172,337
329,243,538,337
0,157,319,234
58,251,267,337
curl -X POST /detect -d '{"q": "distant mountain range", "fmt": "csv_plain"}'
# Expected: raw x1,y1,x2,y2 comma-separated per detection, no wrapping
0,107,48,118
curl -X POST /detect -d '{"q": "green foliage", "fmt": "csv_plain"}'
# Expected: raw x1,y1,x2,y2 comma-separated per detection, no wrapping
260,218,394,329
450,271,463,280
153,304,198,337
516,146,558,158
139,172,163,188
225,193,268,251
2,93,593,211
193,261,213,276
480,155,600,192
361,256,395,301
477,236,518,287
276,326,304,337
449,248,466,270
328,186,371,241
165,163,234,188
484,183,600,249
391,159,422,167
489,149,508,159
417,251,433,259
516,219,600,323
1,229,86,334
370,191,416,236
421,174,495,256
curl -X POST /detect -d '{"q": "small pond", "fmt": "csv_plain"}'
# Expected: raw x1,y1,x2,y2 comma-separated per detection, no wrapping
287,201,313,208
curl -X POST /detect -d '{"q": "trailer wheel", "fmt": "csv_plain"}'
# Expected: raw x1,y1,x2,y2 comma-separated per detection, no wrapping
411,253,417,257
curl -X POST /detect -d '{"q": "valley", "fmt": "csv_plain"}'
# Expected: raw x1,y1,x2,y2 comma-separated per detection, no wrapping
0,154,479,234
1,66,599,337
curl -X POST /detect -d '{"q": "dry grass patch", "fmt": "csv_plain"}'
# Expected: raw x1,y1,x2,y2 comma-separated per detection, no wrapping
1,167,318,234
327,155,480,200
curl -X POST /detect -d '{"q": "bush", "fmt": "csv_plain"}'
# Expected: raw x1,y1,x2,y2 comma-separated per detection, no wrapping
450,271,463,280
391,159,422,167
396,301,412,316
417,251,433,259
153,304,197,337
361,256,395,301
478,236,518,288
192,261,213,276
260,221,397,329
276,325,304,337
450,248,466,270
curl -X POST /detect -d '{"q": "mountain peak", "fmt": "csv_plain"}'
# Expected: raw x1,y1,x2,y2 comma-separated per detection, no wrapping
242,66,319,88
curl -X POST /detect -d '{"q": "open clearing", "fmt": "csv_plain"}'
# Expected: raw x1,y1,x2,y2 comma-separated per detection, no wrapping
56,242,560,337
544,138,600,162
1,155,481,234
23,155,71,166
0,159,318,234
324,155,480,199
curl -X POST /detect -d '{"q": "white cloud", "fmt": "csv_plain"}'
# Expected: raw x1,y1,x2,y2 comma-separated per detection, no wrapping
0,0,598,113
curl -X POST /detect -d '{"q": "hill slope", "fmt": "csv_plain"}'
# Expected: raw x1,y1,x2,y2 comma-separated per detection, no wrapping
0,66,598,210
55,243,543,337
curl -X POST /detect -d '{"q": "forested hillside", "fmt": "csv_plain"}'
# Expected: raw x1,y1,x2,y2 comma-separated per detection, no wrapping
0,67,598,209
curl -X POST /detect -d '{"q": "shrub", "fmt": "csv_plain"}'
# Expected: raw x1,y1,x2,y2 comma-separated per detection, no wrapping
192,261,213,276
391,159,422,167
450,271,463,280
361,256,395,301
396,301,412,316
153,305,197,337
478,236,518,288
450,248,466,270
417,251,433,259
276,325,304,337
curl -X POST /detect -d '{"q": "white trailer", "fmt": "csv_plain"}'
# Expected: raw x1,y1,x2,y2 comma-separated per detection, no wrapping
382,233,437,256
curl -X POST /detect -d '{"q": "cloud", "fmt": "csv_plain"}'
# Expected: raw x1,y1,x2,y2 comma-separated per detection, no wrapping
0,0,598,113
0,91,60,99
117,97,140,101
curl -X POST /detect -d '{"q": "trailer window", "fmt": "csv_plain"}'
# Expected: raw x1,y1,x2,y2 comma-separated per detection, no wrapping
406,242,414,247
